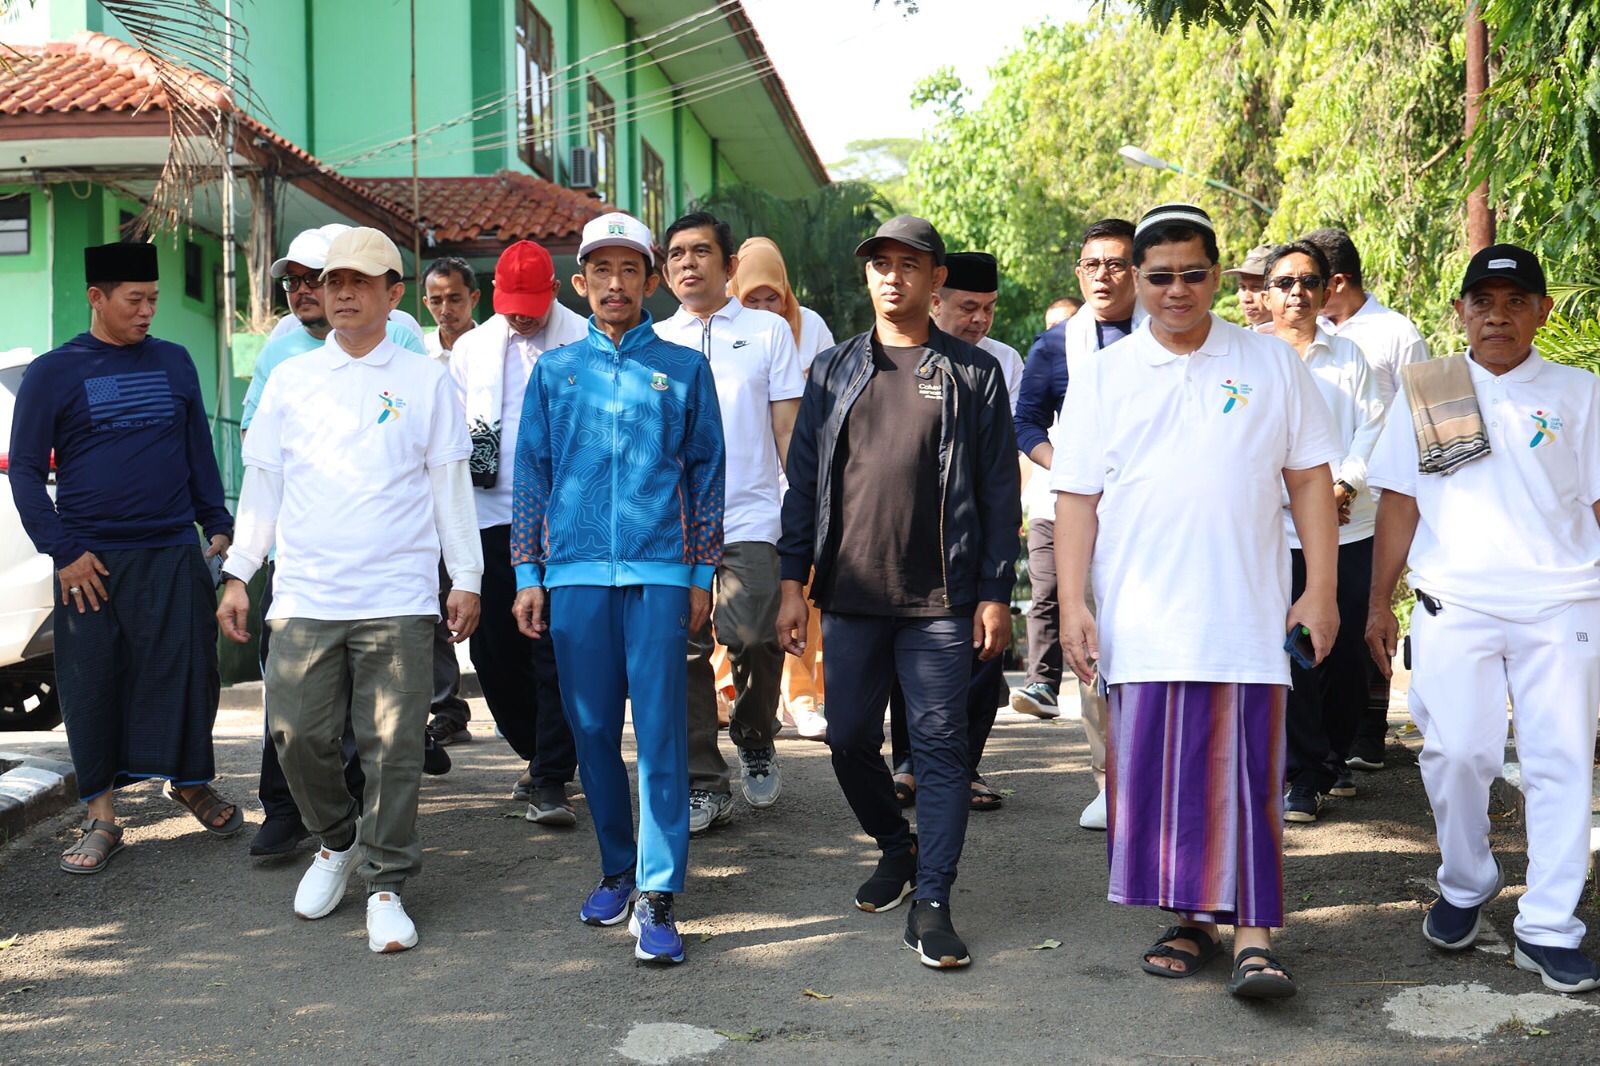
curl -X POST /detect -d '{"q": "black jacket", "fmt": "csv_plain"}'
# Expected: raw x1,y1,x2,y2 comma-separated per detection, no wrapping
778,321,1021,609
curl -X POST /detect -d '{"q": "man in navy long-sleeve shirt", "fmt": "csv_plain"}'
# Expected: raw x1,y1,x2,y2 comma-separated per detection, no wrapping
1010,219,1140,832
8,241,240,875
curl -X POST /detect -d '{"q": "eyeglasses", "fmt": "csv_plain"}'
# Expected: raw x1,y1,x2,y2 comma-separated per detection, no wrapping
1076,257,1130,276
1266,274,1327,292
279,274,324,292
1138,268,1212,287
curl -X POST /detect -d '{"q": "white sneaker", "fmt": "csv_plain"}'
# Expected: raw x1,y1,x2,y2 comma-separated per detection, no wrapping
366,891,418,954
293,841,358,920
1078,789,1107,831
791,707,828,739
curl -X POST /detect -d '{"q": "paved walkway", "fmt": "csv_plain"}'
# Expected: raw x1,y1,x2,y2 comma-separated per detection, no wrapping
0,682,1597,1064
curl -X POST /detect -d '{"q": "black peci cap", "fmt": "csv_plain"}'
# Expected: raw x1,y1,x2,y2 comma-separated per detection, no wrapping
855,215,946,265
84,242,158,285
943,252,998,293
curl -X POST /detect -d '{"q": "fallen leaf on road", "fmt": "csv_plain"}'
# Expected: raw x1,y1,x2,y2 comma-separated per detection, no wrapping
998,788,1017,797
802,988,833,1000
3,985,36,997
0,935,18,950
699,932,714,943
1526,1026,1551,1037
1029,939,1062,950
499,812,522,819
715,1028,762,1042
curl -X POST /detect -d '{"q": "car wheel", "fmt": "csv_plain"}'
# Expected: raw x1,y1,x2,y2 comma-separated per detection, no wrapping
0,657,63,732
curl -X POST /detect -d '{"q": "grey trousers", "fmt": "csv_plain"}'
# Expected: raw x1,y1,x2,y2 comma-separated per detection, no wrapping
265,614,434,891
1023,519,1062,691
1071,569,1108,790
687,541,784,793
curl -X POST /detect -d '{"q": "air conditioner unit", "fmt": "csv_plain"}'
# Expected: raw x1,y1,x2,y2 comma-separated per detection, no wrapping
568,146,597,190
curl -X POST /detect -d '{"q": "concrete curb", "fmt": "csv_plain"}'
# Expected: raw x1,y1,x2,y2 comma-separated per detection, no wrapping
0,751,77,845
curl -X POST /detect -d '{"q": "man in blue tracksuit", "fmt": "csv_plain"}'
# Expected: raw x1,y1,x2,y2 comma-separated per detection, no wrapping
510,212,725,965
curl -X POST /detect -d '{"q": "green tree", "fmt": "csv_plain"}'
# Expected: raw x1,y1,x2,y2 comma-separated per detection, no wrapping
829,137,922,212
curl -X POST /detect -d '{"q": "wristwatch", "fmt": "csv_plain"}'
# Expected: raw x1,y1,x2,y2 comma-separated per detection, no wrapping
1335,479,1355,497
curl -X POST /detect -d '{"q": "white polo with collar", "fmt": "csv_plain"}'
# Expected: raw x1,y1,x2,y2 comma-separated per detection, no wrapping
1320,291,1428,411
1052,314,1342,684
1368,347,1600,622
243,334,472,620
1282,326,1385,547
655,297,804,545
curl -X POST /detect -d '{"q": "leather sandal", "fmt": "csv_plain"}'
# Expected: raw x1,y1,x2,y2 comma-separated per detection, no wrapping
60,817,125,875
167,782,244,836
1140,925,1223,978
1228,946,1297,999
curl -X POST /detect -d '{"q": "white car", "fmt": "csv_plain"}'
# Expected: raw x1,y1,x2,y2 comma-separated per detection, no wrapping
0,347,61,731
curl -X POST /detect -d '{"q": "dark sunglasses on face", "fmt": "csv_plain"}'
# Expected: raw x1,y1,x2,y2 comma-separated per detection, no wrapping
279,274,325,292
1266,274,1327,292
1138,268,1212,287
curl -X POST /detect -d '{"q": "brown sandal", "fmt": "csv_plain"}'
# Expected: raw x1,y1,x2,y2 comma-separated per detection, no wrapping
60,817,125,875
167,782,244,836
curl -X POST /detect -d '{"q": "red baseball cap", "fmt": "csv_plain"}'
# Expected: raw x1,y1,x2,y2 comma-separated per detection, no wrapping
493,240,557,317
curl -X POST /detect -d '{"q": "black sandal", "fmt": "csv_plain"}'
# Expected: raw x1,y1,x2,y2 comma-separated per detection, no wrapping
1228,947,1297,999
892,761,915,808
1139,925,1222,978
969,780,1005,811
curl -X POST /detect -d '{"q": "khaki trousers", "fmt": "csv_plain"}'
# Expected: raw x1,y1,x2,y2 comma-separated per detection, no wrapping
265,615,434,890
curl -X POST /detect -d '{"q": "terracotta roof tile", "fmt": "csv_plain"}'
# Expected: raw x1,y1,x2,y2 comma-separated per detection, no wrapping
355,171,615,246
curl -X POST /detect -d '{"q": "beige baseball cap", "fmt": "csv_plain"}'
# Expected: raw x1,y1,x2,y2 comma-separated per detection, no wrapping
1222,243,1275,278
320,227,404,278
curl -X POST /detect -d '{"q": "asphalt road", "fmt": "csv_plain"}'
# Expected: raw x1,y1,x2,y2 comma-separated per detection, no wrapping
1,682,1598,1065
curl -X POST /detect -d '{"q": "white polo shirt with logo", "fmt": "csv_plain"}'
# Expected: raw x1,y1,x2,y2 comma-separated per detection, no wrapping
1282,327,1385,547
1052,314,1342,685
243,335,473,621
656,298,804,545
1320,292,1428,411
1367,348,1600,623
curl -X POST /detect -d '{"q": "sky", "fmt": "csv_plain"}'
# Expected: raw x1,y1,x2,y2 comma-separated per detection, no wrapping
743,0,1093,168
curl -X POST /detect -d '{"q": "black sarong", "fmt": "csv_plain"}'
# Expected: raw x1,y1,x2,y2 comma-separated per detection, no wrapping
54,543,221,799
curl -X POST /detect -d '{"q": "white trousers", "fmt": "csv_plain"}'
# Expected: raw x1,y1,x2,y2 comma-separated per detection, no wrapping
1408,597,1600,947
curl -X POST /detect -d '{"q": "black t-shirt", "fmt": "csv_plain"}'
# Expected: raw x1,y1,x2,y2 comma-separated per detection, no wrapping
818,340,961,617
1094,316,1134,349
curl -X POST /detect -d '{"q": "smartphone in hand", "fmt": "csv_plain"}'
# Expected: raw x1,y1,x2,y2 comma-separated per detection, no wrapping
1284,625,1316,669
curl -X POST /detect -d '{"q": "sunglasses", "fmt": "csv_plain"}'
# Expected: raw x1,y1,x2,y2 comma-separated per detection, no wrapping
1266,274,1327,292
279,274,325,292
1076,257,1131,276
1138,268,1212,287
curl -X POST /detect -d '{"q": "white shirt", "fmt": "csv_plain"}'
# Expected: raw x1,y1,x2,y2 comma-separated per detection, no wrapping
240,336,474,620
797,305,835,372
1281,327,1385,547
423,329,448,362
269,307,426,345
448,307,587,529
1052,315,1342,685
656,299,804,545
977,335,1024,415
1320,292,1428,412
1367,348,1600,622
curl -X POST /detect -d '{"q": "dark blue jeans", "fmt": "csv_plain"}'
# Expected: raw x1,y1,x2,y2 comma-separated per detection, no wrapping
821,612,972,903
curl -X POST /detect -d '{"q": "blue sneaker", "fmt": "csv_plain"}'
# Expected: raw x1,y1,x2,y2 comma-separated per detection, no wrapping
579,869,636,927
1513,938,1600,993
628,891,685,964
1422,860,1504,951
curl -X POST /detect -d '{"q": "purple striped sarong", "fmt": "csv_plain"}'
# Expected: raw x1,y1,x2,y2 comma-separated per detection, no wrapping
1105,681,1286,928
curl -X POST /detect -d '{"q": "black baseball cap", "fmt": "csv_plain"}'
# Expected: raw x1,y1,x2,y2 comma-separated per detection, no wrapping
855,215,946,265
1460,243,1546,297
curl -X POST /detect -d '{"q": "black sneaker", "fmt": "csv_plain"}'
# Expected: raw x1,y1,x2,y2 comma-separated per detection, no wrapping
1283,784,1323,824
854,839,917,913
902,899,971,969
1328,769,1357,798
249,816,309,857
426,717,472,746
423,732,451,776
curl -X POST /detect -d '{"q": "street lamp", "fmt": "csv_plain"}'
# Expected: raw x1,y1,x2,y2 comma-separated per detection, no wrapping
1118,144,1275,216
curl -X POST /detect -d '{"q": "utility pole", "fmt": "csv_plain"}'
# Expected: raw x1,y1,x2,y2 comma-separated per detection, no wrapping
409,0,424,319
219,0,236,435
1464,3,1495,252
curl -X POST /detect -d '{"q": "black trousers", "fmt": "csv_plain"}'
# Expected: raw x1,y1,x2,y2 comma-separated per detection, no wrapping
1286,537,1374,793
427,560,472,731
890,648,1006,780
256,564,363,820
470,526,576,787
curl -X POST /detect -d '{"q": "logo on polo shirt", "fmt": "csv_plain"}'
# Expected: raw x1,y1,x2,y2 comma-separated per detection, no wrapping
376,390,406,424
1529,410,1562,448
1220,380,1252,413
732,339,750,349
650,371,669,392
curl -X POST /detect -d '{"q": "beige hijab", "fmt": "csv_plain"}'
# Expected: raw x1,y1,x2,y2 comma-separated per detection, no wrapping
731,236,802,344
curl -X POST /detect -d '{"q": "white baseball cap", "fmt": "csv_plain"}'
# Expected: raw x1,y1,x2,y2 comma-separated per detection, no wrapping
270,223,352,277
578,212,655,265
